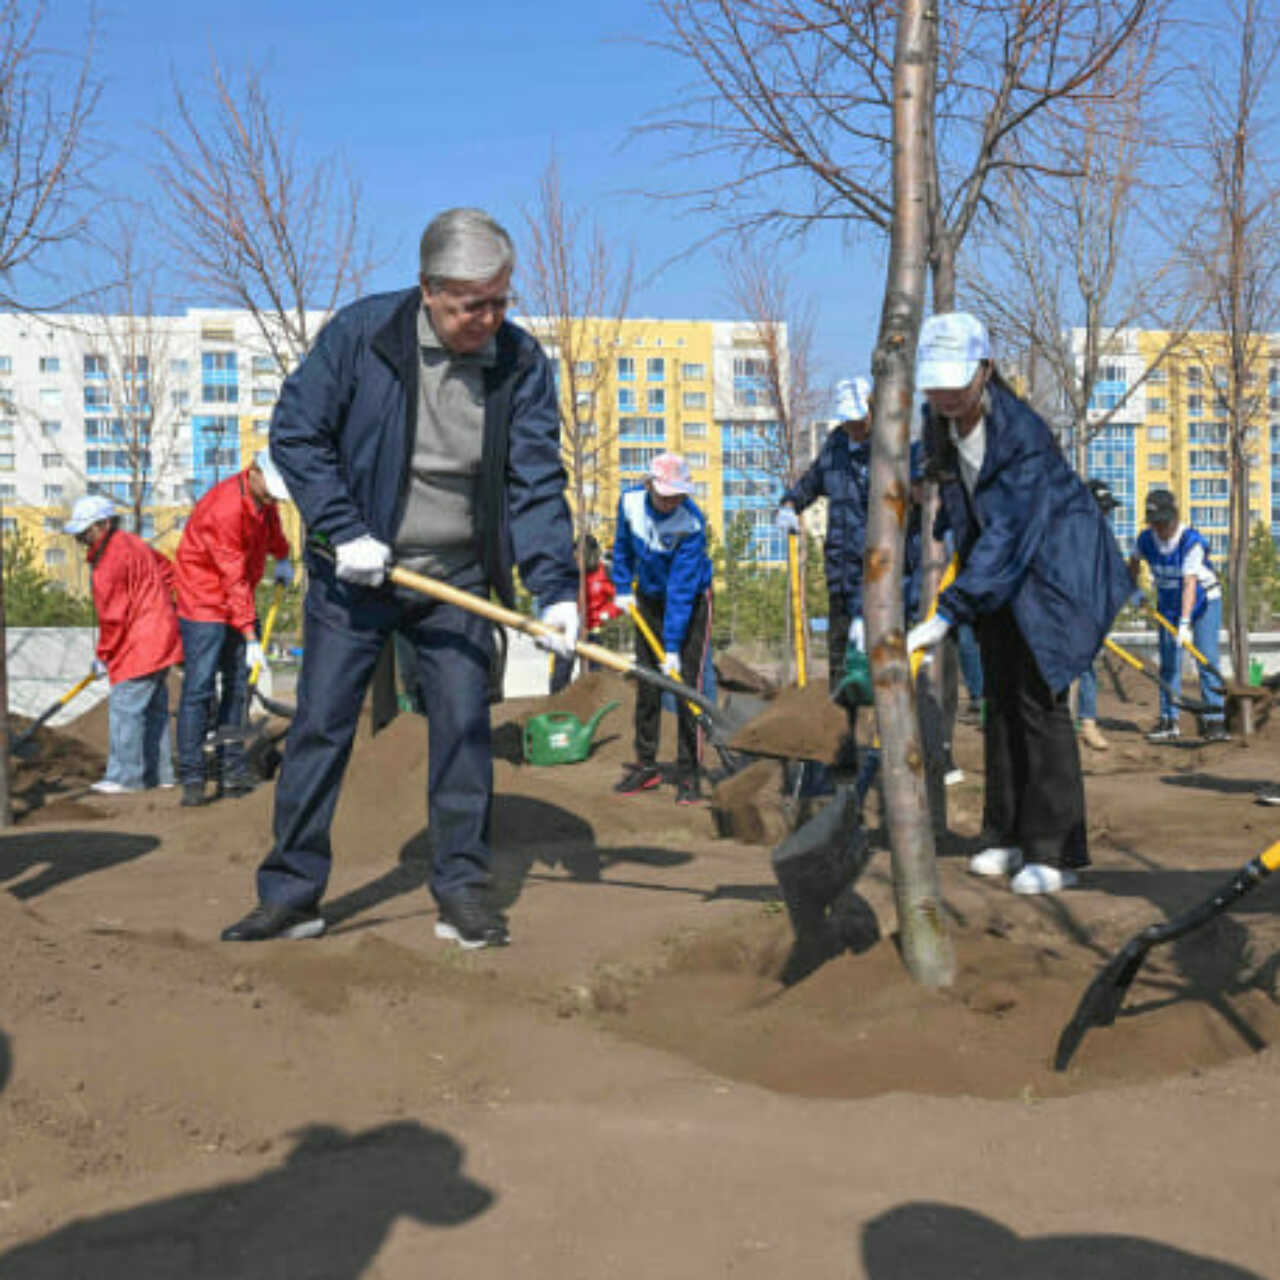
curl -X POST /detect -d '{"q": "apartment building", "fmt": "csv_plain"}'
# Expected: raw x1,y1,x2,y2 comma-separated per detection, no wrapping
0,306,788,595
1067,328,1275,561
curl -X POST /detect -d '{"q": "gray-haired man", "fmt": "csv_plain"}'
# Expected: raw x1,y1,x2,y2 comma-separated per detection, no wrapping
222,207,579,947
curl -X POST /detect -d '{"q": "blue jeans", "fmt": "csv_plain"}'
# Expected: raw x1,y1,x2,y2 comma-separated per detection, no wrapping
177,619,250,787
956,622,983,701
106,670,175,788
1076,663,1098,720
257,570,494,911
1157,597,1225,722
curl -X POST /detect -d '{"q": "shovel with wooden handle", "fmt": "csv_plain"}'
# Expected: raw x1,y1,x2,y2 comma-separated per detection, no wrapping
9,670,101,759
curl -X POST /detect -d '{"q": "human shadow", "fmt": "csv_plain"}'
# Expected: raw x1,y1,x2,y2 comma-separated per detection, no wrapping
861,1202,1263,1278
0,831,160,901
0,1029,10,1093
324,795,695,931
0,1120,493,1280
1159,772,1274,796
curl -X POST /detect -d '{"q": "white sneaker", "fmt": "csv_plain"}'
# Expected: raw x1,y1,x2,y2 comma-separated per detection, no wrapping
968,846,1023,877
90,779,142,795
1010,864,1080,895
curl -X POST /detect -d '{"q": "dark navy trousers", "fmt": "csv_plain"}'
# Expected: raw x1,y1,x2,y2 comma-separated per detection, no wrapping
256,573,494,911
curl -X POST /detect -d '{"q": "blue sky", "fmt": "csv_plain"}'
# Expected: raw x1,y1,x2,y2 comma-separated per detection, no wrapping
38,0,884,406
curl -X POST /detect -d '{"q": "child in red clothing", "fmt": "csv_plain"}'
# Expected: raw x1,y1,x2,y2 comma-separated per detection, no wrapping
550,535,620,692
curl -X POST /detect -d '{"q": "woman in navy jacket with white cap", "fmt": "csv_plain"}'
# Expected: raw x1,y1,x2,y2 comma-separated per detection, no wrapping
907,313,1132,894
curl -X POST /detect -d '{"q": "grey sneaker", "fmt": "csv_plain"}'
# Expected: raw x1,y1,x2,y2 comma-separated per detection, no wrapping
1146,718,1180,742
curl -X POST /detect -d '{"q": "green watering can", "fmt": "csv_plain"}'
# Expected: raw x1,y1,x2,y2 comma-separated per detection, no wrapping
836,646,873,707
523,700,620,766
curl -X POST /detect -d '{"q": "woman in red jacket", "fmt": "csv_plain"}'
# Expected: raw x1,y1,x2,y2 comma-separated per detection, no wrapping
64,495,183,794
549,534,620,693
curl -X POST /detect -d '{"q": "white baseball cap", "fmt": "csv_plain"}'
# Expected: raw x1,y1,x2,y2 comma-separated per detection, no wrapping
64,494,117,535
254,450,291,501
834,376,871,422
916,312,990,390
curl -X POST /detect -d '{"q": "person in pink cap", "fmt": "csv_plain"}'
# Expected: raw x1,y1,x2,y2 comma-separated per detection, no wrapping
610,451,714,804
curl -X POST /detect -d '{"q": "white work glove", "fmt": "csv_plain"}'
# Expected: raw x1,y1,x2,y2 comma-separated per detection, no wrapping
334,535,391,587
273,559,295,587
1177,618,1192,649
244,640,266,673
537,600,580,659
906,612,951,655
90,658,108,679
617,593,636,616
776,505,800,534
848,616,865,652
662,651,683,680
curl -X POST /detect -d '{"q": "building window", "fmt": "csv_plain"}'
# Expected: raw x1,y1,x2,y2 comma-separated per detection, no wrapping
618,417,666,442
1148,366,1167,384
1187,393,1203,417
42,484,63,502
139,515,156,538
1148,452,1168,470
171,389,190,409
84,385,110,409
0,357,11,374
646,357,665,381
0,420,13,440
693,482,708,499
252,387,276,405
0,484,15,498
619,446,663,472
1186,366,1203,386
202,351,239,404
38,356,60,373
681,363,706,380
83,354,107,379
617,357,635,382
618,387,636,413
170,358,190,377
684,421,707,438
1,517,16,532
686,451,708,469
42,516,61,532
0,454,15,471
573,360,595,378
44,547,66,568
647,388,666,413
1147,398,1166,414
251,356,276,375
41,453,63,470
254,418,270,435
683,391,708,411
1147,425,1167,441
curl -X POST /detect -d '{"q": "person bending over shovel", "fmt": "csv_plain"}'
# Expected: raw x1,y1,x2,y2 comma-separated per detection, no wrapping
64,494,183,794
907,313,1132,896
174,451,294,808
611,452,714,805
222,208,578,948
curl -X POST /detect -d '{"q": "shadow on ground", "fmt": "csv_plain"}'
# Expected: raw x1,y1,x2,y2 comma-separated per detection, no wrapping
0,831,160,900
861,1202,1263,1278
0,1121,493,1279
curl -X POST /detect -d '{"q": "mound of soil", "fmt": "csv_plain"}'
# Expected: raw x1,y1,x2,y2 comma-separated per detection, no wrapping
713,651,778,695
709,758,790,845
727,679,851,763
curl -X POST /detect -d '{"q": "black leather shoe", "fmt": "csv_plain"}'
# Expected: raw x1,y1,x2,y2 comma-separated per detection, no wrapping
221,902,326,942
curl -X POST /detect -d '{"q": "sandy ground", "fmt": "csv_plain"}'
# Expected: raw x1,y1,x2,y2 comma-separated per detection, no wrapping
1,661,1279,1278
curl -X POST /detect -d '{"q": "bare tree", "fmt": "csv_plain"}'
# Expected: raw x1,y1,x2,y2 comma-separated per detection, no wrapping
864,0,955,988
0,1,101,827
721,238,822,679
964,33,1200,476
153,56,374,375
521,157,634,625
1183,0,1280,732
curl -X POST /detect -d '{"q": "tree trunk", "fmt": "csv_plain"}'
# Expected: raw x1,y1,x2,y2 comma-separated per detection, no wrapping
0,531,13,827
1229,429,1252,734
865,0,955,988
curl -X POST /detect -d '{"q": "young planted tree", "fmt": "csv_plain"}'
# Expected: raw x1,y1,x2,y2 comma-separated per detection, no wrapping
0,0,101,826
153,57,374,376
520,157,634,626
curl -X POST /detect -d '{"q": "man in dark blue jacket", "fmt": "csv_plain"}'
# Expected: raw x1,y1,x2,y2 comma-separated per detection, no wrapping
222,208,578,947
907,313,1132,895
777,377,871,768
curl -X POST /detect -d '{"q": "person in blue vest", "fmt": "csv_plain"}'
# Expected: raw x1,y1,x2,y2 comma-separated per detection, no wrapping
612,452,714,805
907,312,1133,895
776,376,871,771
1128,488,1226,742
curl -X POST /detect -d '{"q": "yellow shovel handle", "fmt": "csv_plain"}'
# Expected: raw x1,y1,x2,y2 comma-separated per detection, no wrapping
627,601,706,723
1149,608,1213,670
1262,840,1280,874
250,583,283,688
787,532,807,689
908,554,959,681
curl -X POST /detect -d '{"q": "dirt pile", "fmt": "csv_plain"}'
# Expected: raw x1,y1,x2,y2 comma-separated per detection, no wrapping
727,679,851,763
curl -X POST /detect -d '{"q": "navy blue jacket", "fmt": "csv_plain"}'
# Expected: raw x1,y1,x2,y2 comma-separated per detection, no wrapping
927,381,1132,693
270,287,577,608
783,427,870,606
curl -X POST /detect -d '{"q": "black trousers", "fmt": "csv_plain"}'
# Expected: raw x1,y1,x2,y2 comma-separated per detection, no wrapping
977,607,1088,869
633,588,712,778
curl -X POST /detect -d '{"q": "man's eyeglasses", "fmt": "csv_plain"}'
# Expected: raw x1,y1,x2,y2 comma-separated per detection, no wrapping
441,292,518,318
